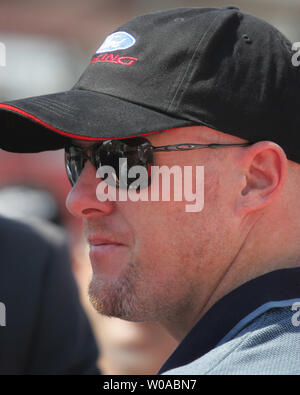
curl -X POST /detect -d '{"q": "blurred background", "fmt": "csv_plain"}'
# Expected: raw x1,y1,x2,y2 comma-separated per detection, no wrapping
0,0,299,375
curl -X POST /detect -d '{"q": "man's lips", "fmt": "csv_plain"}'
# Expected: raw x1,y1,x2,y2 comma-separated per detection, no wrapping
87,237,124,247
88,236,128,274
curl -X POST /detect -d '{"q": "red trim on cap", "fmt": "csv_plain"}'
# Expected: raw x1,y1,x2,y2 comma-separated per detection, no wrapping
0,103,186,141
0,104,100,141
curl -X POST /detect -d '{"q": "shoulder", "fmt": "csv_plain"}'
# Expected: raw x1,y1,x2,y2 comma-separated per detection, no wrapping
163,306,300,375
0,215,69,270
0,216,71,306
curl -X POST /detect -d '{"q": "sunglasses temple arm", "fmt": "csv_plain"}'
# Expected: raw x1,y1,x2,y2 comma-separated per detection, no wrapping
152,142,252,152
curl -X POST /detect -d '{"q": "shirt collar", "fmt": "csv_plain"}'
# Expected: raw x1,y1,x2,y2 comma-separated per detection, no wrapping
158,267,300,374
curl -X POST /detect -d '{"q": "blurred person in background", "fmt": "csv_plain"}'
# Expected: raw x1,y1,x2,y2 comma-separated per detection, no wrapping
0,184,100,374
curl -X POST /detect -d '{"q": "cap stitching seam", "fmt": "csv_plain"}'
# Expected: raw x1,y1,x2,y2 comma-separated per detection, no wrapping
167,12,221,113
72,87,196,123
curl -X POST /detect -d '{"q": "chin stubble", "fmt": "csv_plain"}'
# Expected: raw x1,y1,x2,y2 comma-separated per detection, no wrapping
88,265,142,321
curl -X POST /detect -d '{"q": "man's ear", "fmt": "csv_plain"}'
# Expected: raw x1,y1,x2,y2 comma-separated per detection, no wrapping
235,141,287,216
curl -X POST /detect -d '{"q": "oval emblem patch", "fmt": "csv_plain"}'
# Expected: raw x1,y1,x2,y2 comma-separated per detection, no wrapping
96,31,136,54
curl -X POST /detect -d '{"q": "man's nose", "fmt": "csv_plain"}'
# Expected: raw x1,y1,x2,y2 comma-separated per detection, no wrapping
66,161,114,218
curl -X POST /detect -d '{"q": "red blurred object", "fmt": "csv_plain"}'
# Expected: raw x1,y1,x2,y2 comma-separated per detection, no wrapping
0,149,83,239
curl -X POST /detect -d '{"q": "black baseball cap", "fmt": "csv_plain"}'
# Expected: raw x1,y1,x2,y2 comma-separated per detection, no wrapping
1,6,300,162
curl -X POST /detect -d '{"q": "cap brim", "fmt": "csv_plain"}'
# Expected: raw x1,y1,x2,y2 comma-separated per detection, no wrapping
0,89,196,153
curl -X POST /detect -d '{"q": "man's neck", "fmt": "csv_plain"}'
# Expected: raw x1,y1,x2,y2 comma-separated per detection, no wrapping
161,243,300,342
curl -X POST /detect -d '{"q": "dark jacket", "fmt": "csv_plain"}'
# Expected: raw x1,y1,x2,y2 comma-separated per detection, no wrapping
0,216,100,374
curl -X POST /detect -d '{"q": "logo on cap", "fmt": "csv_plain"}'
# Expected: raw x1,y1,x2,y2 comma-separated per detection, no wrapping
96,31,136,54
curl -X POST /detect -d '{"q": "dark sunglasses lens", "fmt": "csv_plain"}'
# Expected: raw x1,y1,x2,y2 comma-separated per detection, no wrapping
65,146,87,186
99,138,153,189
65,138,154,190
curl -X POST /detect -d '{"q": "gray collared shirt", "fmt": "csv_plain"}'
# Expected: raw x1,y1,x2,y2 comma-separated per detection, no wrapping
159,268,300,375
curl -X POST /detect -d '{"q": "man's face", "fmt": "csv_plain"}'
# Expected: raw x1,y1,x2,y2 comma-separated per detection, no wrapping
66,126,243,327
